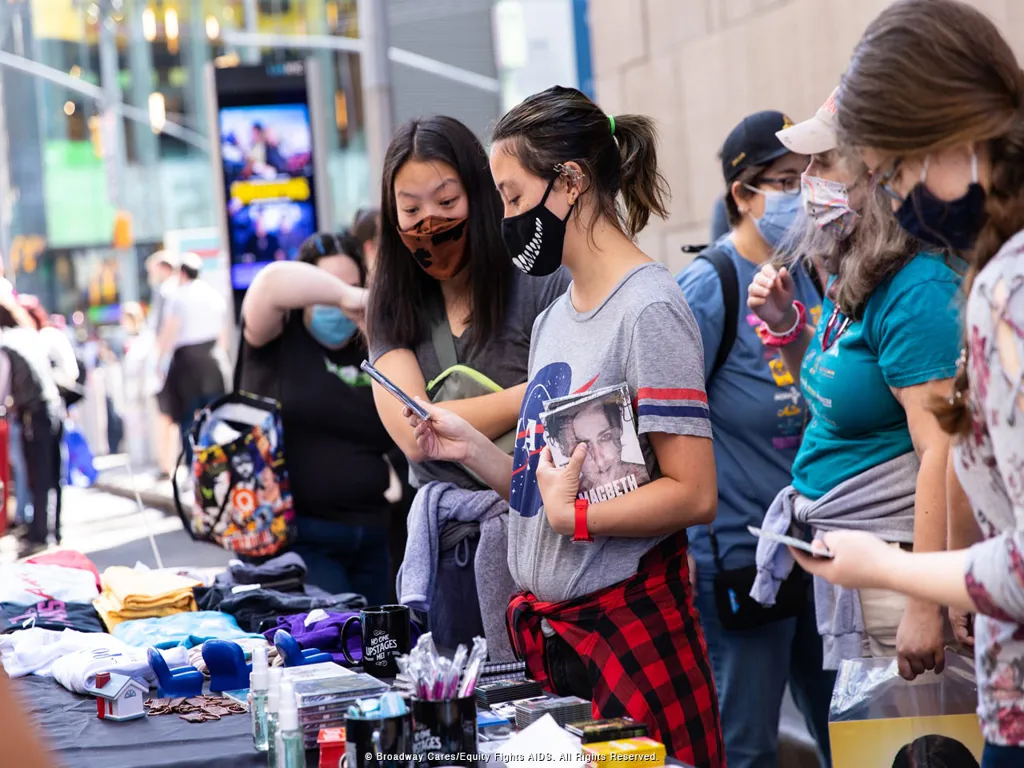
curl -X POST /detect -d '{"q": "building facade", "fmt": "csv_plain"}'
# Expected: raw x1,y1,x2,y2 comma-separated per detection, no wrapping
0,0,533,318
586,0,1024,271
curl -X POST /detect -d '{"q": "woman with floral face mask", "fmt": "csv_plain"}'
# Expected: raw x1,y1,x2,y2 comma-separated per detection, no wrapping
366,116,570,651
747,86,963,684
675,112,833,768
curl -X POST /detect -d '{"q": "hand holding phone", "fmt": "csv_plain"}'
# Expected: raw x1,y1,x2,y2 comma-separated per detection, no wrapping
747,525,834,559
360,360,430,420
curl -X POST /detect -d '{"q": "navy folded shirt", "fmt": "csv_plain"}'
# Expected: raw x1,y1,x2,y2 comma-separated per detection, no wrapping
1,599,105,634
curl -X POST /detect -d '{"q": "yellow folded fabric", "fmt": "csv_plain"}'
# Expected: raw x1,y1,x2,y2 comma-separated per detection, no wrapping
93,566,200,631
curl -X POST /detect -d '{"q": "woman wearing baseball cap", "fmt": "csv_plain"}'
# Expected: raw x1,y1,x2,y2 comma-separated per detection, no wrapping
787,1,1024,763
677,113,832,768
748,82,962,686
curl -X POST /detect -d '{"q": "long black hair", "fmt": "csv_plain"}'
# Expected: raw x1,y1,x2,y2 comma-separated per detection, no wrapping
367,116,510,353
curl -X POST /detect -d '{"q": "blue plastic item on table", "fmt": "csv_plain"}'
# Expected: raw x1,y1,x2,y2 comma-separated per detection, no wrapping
273,629,333,667
148,647,204,697
114,611,264,649
202,640,253,693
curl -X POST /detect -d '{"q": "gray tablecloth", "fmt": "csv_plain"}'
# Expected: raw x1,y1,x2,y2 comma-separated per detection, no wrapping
15,676,266,768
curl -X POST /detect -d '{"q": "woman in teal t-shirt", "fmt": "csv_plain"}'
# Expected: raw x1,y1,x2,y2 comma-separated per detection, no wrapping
750,94,962,682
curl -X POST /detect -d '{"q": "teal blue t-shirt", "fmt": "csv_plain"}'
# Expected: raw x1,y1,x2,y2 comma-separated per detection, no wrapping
792,252,964,500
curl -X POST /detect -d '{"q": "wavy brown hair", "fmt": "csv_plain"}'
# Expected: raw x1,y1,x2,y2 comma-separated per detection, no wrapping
836,0,1024,434
788,150,916,320
491,86,669,239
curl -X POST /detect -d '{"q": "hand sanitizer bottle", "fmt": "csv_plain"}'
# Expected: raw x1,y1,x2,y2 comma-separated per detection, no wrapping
266,667,283,767
275,681,305,768
250,646,270,752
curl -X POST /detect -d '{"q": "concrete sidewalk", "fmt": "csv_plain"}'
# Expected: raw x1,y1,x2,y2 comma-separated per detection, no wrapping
92,454,179,514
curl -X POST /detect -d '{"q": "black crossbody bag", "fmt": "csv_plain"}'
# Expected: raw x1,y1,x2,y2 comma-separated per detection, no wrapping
696,245,820,630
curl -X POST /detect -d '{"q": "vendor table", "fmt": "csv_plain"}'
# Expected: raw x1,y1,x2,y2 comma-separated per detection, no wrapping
17,676,266,768
18,672,695,768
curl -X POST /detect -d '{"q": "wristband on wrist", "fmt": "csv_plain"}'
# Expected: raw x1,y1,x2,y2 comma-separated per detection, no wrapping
756,300,807,348
572,498,593,542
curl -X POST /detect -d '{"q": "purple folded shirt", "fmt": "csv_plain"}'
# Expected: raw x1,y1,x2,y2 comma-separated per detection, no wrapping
262,611,362,664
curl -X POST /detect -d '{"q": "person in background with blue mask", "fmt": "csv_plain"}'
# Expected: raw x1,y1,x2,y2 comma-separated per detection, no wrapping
240,231,400,601
677,111,833,768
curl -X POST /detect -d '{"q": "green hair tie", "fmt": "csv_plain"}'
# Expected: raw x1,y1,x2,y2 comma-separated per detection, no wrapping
608,115,616,136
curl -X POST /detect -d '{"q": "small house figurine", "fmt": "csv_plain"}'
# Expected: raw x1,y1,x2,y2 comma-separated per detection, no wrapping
85,671,148,722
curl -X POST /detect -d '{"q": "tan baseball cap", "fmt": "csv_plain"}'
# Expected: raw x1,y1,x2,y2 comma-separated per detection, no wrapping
776,87,839,155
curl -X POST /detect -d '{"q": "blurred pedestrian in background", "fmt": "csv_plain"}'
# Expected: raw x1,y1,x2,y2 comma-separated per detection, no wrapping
146,250,180,479
352,207,381,277
0,292,62,555
158,252,228,472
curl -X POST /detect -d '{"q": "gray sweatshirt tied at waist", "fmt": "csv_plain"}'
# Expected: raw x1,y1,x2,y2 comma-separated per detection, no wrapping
397,481,517,661
751,452,919,668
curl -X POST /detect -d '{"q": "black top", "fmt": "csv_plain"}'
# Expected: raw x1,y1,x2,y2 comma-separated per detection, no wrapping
240,312,396,524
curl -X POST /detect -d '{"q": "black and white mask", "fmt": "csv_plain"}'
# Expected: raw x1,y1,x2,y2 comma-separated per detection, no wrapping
501,176,574,277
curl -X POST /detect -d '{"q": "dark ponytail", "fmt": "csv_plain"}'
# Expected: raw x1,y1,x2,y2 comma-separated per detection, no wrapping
612,114,670,236
492,86,669,238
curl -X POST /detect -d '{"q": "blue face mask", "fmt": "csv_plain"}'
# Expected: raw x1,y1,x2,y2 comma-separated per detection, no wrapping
747,186,803,248
308,305,357,348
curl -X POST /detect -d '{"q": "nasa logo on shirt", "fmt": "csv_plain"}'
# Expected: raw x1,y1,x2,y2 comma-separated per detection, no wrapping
509,362,572,518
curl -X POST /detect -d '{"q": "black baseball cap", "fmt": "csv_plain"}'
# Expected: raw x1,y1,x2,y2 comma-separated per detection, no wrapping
720,110,795,183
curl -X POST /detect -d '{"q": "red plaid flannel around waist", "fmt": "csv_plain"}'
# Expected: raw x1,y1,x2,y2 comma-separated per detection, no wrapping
506,531,724,767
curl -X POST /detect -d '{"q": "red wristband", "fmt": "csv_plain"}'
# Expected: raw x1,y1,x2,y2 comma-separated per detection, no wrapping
572,498,593,542
756,300,808,348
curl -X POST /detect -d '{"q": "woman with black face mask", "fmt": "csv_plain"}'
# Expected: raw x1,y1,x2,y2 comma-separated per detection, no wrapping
366,116,570,651
403,87,723,766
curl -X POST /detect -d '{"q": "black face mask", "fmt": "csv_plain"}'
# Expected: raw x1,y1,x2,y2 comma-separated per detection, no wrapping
895,154,987,252
501,177,574,276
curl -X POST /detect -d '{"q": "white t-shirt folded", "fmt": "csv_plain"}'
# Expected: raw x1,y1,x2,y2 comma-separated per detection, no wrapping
51,643,189,694
0,627,189,693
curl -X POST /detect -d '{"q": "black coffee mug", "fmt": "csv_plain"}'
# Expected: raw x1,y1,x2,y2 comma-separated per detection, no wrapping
341,604,421,677
410,696,478,767
343,713,414,768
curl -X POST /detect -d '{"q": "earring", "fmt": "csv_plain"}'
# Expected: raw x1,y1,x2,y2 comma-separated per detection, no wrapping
554,163,584,184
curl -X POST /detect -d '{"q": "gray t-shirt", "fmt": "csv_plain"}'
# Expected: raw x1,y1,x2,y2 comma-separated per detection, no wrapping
508,263,712,601
369,267,571,489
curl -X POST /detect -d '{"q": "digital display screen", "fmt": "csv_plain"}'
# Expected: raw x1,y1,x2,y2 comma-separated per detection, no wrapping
218,103,318,290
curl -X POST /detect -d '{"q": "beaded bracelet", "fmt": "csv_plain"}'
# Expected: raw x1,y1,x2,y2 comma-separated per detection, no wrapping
756,300,807,348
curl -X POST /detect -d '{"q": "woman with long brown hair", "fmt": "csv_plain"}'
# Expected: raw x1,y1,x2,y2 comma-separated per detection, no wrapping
748,86,963,685
789,1,1024,764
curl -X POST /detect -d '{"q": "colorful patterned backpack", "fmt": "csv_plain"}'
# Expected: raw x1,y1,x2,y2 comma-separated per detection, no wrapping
173,391,296,558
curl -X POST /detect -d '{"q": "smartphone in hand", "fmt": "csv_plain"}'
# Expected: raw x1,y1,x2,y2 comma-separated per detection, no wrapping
360,360,430,420
747,525,834,559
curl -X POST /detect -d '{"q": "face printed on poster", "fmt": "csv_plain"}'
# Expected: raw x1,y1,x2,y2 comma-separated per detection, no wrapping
542,384,651,505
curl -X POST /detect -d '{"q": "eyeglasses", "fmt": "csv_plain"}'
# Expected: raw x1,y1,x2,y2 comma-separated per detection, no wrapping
748,176,802,196
875,158,905,203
